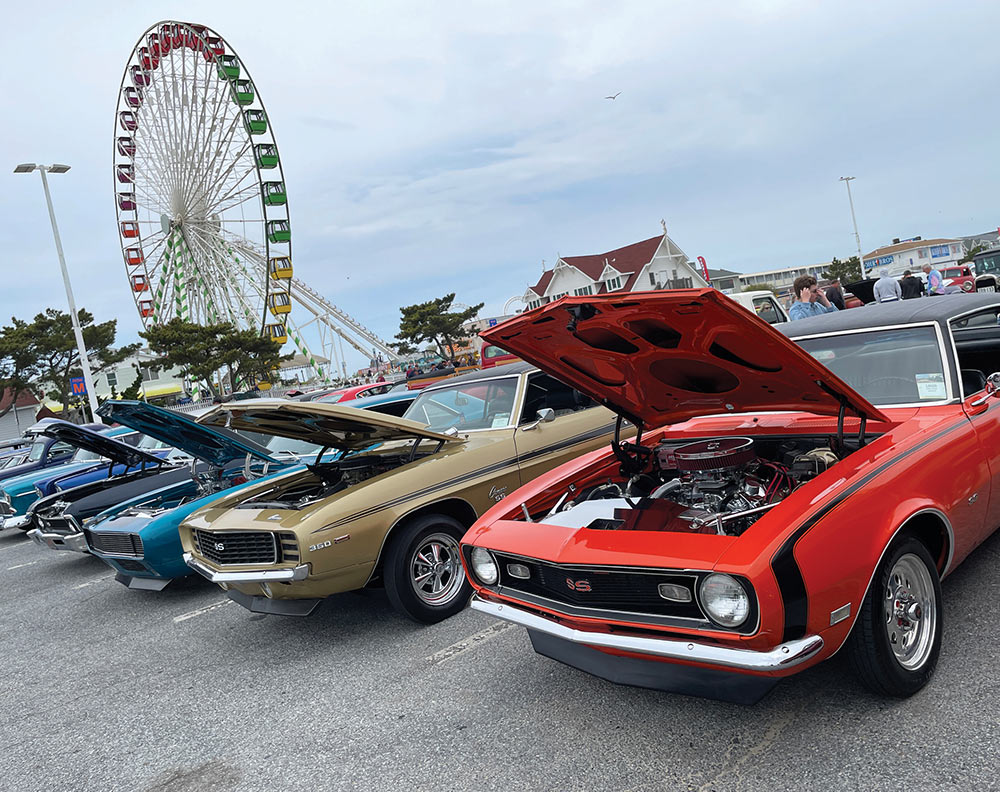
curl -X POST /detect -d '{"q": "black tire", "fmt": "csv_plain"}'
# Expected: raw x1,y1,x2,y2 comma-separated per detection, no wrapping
384,513,471,624
847,536,942,697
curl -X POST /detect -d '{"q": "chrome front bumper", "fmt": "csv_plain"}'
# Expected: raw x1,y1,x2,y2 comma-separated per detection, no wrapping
28,528,88,554
3,514,30,530
471,595,824,673
183,552,309,583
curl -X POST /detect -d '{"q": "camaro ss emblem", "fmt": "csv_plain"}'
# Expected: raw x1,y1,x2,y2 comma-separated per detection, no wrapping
214,542,225,551
488,485,508,502
566,578,592,592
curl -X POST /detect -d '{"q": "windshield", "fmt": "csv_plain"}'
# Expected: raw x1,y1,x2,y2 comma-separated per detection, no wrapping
137,434,172,451
795,326,948,405
27,440,46,463
265,435,322,456
73,448,105,462
977,254,1000,274
404,377,519,431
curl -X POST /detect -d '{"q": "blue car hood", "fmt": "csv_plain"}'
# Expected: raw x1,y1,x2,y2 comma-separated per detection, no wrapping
0,461,100,496
98,400,276,468
40,420,163,468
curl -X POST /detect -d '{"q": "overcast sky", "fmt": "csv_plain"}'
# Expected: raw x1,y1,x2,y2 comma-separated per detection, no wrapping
3,0,999,372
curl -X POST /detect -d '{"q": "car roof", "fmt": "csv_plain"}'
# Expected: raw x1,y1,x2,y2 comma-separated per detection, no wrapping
776,293,1000,337
422,361,536,390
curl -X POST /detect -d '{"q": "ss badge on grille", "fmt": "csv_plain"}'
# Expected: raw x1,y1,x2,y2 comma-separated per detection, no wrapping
214,542,225,551
565,578,591,592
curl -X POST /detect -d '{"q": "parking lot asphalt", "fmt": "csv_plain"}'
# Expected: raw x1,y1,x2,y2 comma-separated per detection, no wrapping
2,526,998,792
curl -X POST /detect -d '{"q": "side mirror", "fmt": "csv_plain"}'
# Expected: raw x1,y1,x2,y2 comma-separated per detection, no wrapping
521,408,555,431
971,372,1000,406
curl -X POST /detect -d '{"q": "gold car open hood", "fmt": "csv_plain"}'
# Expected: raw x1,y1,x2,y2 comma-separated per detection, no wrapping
198,400,466,451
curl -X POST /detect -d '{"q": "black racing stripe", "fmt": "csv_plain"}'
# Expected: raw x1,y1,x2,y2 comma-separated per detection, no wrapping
772,414,973,642
312,421,617,533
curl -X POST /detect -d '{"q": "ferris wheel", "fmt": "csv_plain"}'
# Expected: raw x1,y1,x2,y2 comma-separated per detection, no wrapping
113,21,294,350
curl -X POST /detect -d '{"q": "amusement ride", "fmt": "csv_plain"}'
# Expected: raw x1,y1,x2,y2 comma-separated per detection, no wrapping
113,21,398,385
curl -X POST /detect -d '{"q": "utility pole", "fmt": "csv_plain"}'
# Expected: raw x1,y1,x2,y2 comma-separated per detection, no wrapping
839,176,865,275
15,163,101,421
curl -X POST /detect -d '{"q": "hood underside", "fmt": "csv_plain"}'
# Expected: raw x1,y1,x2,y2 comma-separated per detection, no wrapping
39,421,163,468
198,400,465,451
98,401,275,467
481,289,887,427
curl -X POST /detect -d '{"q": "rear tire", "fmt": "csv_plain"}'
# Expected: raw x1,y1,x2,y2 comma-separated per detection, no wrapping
384,514,471,624
847,536,942,697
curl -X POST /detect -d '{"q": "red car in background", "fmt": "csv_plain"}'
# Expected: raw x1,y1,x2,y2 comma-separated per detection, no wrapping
480,343,520,369
941,264,975,293
462,290,1000,703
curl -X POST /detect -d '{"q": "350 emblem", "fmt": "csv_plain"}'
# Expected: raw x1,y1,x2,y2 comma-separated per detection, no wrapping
309,540,332,552
565,578,591,592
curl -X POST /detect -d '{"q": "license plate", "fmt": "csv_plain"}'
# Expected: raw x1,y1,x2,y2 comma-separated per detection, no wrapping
979,285,996,293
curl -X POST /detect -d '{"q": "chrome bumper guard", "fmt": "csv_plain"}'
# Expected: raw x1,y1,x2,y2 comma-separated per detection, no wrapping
183,552,309,583
27,528,88,554
0,501,14,517
471,595,824,673
3,514,30,530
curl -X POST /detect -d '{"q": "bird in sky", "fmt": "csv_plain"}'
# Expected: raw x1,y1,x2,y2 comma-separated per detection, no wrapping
605,92,622,100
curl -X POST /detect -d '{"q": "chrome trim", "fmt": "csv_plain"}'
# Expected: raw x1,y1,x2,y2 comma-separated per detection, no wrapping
829,603,851,626
471,595,823,672
789,320,956,406
183,552,308,583
4,514,29,530
28,527,88,553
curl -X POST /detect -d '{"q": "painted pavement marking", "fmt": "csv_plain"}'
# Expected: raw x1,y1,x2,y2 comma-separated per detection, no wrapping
7,561,38,570
425,620,515,665
173,599,232,623
73,573,116,590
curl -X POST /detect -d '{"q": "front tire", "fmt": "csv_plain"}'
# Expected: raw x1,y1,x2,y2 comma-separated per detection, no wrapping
847,536,942,697
384,514,471,624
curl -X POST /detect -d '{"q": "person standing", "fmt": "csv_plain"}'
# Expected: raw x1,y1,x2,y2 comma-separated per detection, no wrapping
923,263,945,296
873,268,902,303
899,270,923,300
824,278,846,310
788,275,839,321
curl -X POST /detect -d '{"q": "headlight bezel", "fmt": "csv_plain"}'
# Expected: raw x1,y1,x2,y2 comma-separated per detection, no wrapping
698,572,752,629
469,546,499,586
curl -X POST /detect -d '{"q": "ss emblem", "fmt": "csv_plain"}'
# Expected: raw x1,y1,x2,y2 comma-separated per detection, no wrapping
214,542,225,551
566,577,591,592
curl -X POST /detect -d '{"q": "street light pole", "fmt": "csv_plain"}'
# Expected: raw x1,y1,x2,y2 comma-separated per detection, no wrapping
839,176,866,275
15,163,101,422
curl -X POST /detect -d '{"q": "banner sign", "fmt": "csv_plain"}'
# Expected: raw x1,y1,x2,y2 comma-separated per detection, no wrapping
864,254,894,269
70,377,87,396
697,256,710,283
929,245,951,258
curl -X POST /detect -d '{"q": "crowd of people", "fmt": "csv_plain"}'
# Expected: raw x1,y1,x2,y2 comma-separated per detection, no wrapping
788,262,955,321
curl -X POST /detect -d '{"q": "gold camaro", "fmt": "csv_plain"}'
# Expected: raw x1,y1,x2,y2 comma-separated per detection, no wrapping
179,363,619,622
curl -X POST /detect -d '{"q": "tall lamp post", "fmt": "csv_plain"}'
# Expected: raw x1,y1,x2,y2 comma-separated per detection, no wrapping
14,163,100,422
839,176,866,275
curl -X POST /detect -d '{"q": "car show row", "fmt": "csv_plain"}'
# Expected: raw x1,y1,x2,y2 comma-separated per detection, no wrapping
5,290,1000,703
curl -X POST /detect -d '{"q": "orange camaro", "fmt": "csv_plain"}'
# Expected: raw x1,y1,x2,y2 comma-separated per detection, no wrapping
461,290,1000,702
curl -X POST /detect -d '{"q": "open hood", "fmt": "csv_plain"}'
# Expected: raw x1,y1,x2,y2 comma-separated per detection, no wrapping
198,400,467,451
481,289,888,428
39,421,163,468
98,401,276,467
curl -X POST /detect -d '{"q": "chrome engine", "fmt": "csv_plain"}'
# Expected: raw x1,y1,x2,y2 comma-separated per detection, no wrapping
544,437,835,537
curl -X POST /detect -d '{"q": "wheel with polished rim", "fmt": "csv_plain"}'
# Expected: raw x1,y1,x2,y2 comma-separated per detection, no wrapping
384,514,471,623
847,536,942,697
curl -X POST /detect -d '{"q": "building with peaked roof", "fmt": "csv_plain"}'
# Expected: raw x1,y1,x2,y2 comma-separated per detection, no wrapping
707,268,743,292
0,388,41,442
520,227,707,311
863,237,962,275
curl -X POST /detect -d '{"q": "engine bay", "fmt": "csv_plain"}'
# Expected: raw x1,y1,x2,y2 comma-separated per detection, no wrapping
540,435,846,537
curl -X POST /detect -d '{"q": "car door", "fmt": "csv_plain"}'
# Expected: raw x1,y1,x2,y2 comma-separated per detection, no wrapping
511,372,616,488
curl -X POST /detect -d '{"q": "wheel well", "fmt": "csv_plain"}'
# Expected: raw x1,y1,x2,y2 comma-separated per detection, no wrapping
899,510,952,574
370,498,479,580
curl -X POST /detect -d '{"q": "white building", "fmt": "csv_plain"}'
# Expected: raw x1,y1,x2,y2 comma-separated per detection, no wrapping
863,237,963,276
519,228,707,311
93,350,186,403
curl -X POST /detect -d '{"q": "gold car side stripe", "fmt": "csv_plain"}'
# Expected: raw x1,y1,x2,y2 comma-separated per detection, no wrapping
311,421,617,534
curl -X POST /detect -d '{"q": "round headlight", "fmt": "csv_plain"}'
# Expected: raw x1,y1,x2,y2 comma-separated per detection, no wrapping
699,573,750,628
470,547,498,585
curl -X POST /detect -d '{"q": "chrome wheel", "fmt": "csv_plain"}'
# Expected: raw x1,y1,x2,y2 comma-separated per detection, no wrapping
409,532,464,607
883,553,937,670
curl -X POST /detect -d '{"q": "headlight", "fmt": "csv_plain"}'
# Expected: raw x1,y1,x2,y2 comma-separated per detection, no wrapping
470,547,498,585
699,573,750,628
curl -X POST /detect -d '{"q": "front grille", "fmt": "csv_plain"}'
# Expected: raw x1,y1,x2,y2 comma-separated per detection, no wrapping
88,531,143,557
194,529,277,566
36,515,76,536
278,531,299,562
492,552,705,621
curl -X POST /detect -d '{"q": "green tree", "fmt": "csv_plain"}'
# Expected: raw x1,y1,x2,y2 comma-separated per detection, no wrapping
141,319,289,396
0,319,42,418
119,367,145,401
24,309,137,414
742,283,776,294
961,244,986,264
823,256,863,283
395,294,484,360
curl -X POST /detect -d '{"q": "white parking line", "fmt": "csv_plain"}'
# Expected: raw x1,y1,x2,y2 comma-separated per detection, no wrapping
73,573,115,590
173,599,232,623
7,561,38,570
425,620,515,665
